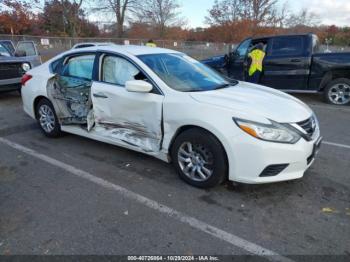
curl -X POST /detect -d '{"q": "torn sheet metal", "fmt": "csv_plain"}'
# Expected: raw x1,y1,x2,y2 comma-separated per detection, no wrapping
86,110,95,132
94,121,162,153
47,77,164,153
91,81,164,153
46,75,92,125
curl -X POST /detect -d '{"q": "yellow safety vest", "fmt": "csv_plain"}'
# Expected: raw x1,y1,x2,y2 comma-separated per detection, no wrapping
146,43,157,48
248,49,266,76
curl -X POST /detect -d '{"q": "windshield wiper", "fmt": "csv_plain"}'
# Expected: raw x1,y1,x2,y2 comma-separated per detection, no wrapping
214,83,231,90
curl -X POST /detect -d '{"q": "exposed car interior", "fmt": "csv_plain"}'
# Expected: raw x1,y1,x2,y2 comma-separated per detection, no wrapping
47,53,149,129
47,54,95,126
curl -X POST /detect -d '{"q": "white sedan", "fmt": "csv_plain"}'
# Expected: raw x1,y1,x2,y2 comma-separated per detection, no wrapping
21,45,322,188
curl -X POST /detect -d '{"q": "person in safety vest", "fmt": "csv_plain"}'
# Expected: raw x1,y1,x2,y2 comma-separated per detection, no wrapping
247,43,265,84
146,39,157,48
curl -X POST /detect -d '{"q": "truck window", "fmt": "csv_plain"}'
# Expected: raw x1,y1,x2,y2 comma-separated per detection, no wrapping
16,41,37,56
270,36,303,56
0,43,11,56
235,39,251,58
312,35,321,53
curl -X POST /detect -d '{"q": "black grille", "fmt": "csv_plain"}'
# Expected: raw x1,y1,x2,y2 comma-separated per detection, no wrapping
0,63,23,80
297,117,315,138
307,154,314,165
259,164,289,177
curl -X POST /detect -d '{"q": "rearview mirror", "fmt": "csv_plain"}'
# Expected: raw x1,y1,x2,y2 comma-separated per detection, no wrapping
126,80,153,93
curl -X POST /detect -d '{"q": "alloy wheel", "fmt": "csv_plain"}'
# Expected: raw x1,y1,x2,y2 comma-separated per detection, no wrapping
328,83,350,105
38,104,56,133
177,142,214,182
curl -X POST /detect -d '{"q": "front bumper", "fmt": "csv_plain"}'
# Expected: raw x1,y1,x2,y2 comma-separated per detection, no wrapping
0,77,21,92
227,133,322,184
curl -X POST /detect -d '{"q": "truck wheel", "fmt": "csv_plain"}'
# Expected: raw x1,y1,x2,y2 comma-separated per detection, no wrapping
171,128,227,188
324,78,350,105
36,98,62,138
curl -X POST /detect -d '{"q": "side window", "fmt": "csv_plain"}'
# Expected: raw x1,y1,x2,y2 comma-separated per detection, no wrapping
271,37,303,56
236,39,251,58
16,41,37,56
101,55,142,86
62,54,95,80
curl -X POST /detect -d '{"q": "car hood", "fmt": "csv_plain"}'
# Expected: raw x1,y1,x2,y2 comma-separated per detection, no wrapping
0,55,39,63
190,81,312,123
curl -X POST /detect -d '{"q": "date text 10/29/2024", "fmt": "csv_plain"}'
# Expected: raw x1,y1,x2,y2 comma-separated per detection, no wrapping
128,256,220,261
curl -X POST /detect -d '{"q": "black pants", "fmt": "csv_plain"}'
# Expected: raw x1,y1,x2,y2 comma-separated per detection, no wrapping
247,71,262,84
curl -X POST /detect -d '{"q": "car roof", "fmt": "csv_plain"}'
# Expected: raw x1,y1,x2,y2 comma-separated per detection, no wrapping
73,42,114,47
251,33,314,41
66,44,182,56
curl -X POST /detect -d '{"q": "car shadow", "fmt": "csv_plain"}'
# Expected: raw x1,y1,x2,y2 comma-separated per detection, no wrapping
0,91,21,101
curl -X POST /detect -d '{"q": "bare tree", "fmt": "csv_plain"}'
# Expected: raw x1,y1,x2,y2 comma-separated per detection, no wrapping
206,0,281,27
205,0,242,25
286,8,320,28
95,0,138,38
60,0,85,37
274,1,289,28
136,0,183,38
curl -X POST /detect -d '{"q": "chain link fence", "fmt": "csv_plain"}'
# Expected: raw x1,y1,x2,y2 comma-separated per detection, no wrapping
0,34,231,62
320,44,350,53
2,34,348,62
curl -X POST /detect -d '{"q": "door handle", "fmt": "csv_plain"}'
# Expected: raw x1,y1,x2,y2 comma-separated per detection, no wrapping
93,92,108,98
290,59,301,63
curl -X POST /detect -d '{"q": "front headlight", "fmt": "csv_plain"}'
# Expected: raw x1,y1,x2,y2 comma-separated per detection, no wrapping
234,118,301,144
21,63,31,72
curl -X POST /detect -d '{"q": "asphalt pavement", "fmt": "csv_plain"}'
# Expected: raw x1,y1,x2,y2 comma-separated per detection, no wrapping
0,92,349,261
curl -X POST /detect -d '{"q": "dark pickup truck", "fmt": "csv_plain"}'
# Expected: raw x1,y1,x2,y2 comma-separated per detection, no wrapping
0,40,41,93
202,34,350,105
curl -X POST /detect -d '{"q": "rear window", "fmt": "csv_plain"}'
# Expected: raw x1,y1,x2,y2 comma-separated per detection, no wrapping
270,37,303,56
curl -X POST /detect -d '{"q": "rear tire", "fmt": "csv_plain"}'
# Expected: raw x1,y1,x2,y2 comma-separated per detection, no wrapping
323,78,350,105
36,98,62,138
171,128,227,188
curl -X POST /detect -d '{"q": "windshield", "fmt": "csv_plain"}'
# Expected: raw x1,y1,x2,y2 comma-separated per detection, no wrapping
0,43,11,57
138,53,233,92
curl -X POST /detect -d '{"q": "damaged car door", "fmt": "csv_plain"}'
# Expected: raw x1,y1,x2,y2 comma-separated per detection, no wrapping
47,53,95,125
91,54,164,153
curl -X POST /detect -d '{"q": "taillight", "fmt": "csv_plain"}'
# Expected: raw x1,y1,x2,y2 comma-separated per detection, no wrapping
21,74,32,86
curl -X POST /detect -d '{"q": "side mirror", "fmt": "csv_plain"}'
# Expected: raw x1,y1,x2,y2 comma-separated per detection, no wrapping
125,80,153,93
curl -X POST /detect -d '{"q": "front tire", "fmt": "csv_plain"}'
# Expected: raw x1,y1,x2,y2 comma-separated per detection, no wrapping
324,78,350,105
36,99,62,138
171,128,228,188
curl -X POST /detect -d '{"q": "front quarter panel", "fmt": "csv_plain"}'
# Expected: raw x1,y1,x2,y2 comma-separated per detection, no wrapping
161,91,316,184
162,92,243,180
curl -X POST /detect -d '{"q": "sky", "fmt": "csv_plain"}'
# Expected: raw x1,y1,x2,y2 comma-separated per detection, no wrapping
179,0,350,28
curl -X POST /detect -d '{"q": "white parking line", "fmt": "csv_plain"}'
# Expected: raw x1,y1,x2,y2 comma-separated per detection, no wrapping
309,104,350,112
323,141,350,150
0,137,293,262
